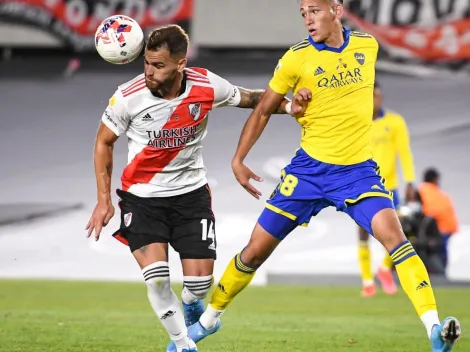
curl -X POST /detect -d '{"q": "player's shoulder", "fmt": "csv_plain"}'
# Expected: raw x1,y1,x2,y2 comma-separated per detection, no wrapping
384,110,407,123
289,38,310,52
116,73,146,99
349,30,378,47
349,30,375,39
185,67,212,84
281,38,311,63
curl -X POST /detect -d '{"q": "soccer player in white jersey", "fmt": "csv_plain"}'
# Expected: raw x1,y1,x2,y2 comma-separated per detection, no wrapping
85,25,305,352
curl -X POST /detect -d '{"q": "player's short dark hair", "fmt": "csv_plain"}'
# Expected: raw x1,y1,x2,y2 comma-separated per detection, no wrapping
146,24,189,58
374,80,381,90
423,167,440,183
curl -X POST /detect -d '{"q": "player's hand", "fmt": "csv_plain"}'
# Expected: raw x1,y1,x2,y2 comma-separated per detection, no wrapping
290,88,312,118
86,201,115,241
232,160,263,199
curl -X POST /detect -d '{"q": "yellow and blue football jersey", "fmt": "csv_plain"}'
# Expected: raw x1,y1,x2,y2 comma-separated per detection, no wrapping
259,29,395,239
269,29,378,165
371,109,415,191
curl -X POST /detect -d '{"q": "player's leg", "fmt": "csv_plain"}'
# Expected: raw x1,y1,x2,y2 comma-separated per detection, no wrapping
166,214,297,351
181,159,325,346
200,215,295,330
336,166,461,350
376,189,400,296
357,225,376,297
365,205,460,349
115,190,196,352
168,185,217,327
180,259,214,327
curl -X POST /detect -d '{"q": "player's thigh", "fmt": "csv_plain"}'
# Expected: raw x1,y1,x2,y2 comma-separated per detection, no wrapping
347,197,406,251
172,218,217,261
133,243,169,269
114,190,172,263
170,185,217,261
261,168,326,241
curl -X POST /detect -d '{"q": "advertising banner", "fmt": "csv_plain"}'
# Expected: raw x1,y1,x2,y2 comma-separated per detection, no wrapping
344,0,470,62
0,0,193,51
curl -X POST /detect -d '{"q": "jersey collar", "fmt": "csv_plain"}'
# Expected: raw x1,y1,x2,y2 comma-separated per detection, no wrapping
308,28,351,53
373,108,386,120
151,71,187,99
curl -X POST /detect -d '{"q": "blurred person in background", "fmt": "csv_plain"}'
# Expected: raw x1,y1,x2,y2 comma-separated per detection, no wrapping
418,168,459,271
358,81,416,297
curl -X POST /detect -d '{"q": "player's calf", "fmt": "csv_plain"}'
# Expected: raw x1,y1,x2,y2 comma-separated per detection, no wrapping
142,262,196,351
181,275,213,326
370,207,450,341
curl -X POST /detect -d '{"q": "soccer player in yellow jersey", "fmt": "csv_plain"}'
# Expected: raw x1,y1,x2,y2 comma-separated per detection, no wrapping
359,81,417,297
166,1,461,351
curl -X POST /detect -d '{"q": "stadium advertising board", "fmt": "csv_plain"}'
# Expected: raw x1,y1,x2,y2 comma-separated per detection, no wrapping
344,0,470,61
0,0,193,51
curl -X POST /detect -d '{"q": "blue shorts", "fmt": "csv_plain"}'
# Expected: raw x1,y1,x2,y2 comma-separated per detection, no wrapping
258,148,395,240
391,189,400,208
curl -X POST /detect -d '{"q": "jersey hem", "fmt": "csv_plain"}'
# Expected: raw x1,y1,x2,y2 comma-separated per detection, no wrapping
123,179,208,198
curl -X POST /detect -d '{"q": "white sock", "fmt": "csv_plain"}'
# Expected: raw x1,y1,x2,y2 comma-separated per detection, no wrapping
182,275,213,304
142,262,195,350
420,310,440,339
199,304,225,330
182,286,198,305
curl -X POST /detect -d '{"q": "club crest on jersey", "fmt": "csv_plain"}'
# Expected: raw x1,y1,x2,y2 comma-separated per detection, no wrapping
354,52,365,65
124,212,132,227
336,58,347,70
189,102,202,121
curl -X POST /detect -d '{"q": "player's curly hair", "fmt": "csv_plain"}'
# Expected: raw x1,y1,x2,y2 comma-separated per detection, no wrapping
146,24,189,58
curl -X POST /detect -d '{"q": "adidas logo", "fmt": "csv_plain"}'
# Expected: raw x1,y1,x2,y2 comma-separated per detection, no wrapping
371,185,381,190
160,310,176,320
416,281,429,290
142,113,153,121
314,66,326,76
208,242,216,251
218,283,227,294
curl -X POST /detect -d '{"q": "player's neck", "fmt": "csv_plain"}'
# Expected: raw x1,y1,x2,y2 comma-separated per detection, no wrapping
324,24,345,48
157,71,185,100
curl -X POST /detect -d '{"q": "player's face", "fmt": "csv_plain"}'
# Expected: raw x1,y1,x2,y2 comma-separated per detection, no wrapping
373,87,383,116
300,0,341,42
144,48,186,91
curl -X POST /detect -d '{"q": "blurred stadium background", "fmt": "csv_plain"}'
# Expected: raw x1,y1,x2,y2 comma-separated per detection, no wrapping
1,1,469,351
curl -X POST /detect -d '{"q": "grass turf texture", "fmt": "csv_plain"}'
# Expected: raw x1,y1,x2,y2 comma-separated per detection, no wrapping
0,279,467,351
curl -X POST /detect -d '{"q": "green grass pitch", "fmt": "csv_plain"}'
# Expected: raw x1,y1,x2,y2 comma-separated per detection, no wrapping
0,279,467,351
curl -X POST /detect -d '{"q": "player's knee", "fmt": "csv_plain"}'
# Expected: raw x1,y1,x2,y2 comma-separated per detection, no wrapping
240,245,268,267
183,275,213,299
371,207,407,251
142,262,172,299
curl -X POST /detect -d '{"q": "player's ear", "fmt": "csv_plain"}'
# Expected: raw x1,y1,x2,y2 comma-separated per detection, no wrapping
177,57,187,73
332,4,344,19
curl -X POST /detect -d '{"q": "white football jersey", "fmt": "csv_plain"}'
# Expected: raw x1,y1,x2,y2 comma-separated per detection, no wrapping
101,67,241,198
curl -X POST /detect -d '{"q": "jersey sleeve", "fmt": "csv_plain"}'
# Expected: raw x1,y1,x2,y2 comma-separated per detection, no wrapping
101,89,129,136
269,49,300,95
206,70,242,108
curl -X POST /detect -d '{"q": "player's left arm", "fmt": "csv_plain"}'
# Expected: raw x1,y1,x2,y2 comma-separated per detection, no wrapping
394,115,416,201
236,87,291,114
207,70,301,116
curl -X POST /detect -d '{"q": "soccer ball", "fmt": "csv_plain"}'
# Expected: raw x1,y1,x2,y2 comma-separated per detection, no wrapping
95,15,144,64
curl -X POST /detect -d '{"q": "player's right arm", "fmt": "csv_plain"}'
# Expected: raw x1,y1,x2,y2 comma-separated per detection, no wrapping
232,49,309,199
86,90,129,240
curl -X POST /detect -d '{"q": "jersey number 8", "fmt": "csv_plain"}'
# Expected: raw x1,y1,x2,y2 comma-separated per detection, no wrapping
279,170,298,197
